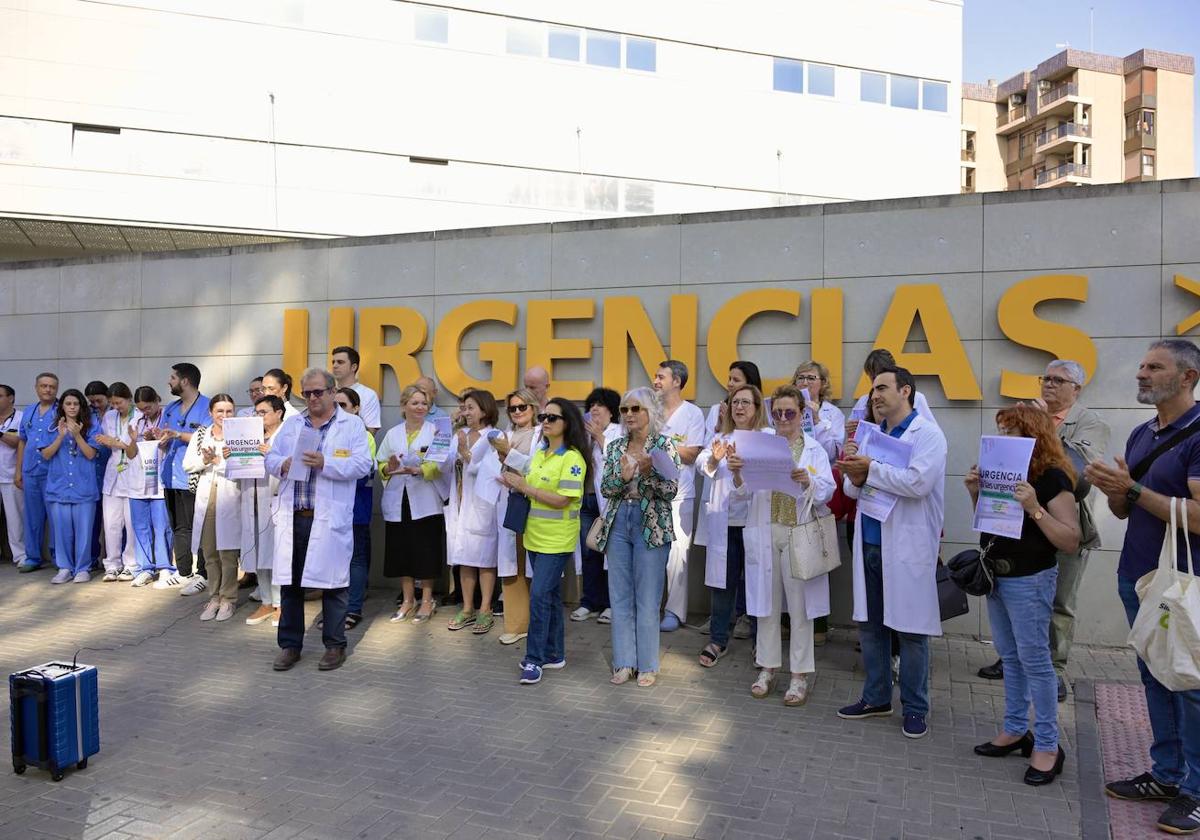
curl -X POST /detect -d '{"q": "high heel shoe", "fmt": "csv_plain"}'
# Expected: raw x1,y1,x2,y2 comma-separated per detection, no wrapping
1023,746,1066,786
973,731,1033,758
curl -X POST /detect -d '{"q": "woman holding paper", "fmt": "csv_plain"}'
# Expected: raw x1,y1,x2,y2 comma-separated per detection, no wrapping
792,361,845,462
444,389,502,635
127,387,176,588
183,394,243,622
378,384,448,625
696,384,769,667
241,394,285,627
93,382,140,582
964,405,1079,786
594,387,681,687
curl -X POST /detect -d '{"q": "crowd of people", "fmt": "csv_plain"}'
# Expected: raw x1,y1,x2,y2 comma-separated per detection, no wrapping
2,338,1199,832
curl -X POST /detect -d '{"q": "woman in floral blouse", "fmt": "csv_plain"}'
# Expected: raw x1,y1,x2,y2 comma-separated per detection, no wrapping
595,386,681,687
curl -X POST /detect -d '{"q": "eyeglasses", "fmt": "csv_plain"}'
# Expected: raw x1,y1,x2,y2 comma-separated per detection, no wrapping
507,404,530,414
794,374,821,383
618,405,643,415
730,398,755,408
247,388,264,396
1038,375,1077,388
301,388,329,400
254,409,274,417
771,408,799,421
537,413,564,424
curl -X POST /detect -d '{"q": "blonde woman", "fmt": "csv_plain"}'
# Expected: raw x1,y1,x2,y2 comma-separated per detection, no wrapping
792,361,845,462
489,388,540,645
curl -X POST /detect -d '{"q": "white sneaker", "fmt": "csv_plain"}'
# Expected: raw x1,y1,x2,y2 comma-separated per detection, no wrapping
116,569,135,582
101,570,120,583
50,569,73,584
199,600,220,621
180,575,208,596
570,606,597,622
131,571,154,587
153,571,183,589
215,602,235,622
597,608,613,625
73,571,91,584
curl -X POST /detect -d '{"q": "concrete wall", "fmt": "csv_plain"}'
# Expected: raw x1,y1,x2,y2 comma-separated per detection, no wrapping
2,178,1198,646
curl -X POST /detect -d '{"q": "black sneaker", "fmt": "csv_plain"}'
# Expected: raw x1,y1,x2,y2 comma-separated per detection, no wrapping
1105,772,1181,802
1158,795,1200,835
837,700,893,720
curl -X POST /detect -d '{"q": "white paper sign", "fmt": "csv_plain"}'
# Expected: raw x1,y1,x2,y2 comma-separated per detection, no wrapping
136,440,161,496
423,432,454,465
287,425,322,484
972,435,1036,538
223,416,264,480
650,445,679,480
857,483,899,522
730,430,798,495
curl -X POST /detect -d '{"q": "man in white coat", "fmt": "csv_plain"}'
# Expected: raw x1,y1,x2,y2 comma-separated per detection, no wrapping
266,369,372,672
836,366,947,739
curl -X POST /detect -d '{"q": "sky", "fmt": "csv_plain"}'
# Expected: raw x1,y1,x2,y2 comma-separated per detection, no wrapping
962,0,1200,176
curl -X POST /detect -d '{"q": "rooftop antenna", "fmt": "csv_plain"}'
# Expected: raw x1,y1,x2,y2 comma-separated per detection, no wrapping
1090,7,1095,52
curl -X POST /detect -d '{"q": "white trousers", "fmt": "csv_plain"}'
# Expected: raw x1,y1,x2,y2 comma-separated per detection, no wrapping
664,497,695,620
755,523,816,674
0,482,25,564
102,494,136,572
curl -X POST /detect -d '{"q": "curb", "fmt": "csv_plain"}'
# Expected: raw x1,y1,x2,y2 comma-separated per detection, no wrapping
1073,680,1111,840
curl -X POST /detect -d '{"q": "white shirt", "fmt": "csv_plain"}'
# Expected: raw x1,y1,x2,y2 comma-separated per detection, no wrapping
0,409,22,483
351,382,381,431
661,399,706,501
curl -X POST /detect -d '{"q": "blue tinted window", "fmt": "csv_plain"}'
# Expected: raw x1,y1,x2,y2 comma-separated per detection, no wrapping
626,37,656,72
413,8,447,43
808,63,835,96
773,58,803,93
861,72,887,103
586,31,620,68
548,27,579,61
922,80,948,112
891,75,919,109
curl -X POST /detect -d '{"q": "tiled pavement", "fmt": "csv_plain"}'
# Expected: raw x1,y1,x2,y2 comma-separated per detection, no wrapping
0,564,1142,840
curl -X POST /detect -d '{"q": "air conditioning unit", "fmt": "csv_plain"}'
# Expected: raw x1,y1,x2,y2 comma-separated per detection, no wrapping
1012,93,1025,105
1038,80,1053,93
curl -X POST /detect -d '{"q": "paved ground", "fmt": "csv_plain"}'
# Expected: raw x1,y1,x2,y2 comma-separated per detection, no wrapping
0,563,1143,840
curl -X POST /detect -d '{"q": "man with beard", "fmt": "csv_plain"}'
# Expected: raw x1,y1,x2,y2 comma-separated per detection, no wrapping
157,363,210,595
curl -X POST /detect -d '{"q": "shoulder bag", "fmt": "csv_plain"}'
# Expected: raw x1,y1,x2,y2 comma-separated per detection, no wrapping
946,536,996,597
187,425,207,494
788,487,841,581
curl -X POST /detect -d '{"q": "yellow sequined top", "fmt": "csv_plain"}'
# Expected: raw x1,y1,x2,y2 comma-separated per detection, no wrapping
770,436,807,525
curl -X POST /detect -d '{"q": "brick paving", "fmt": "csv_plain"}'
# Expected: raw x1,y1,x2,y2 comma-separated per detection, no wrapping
0,563,1142,840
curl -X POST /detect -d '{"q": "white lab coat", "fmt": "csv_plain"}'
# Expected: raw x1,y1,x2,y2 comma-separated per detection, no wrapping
843,413,947,637
265,409,373,588
239,431,281,572
100,408,142,497
808,401,846,462
183,426,243,553
377,420,450,521
445,428,500,569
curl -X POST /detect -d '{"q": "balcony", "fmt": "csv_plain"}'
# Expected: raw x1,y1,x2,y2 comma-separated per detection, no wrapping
996,103,1028,134
1037,82,1083,118
960,148,976,164
1036,122,1092,154
1035,161,1091,188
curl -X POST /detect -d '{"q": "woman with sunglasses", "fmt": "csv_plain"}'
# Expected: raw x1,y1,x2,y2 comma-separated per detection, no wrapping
489,388,541,645
378,384,449,624
499,398,590,685
42,389,102,584
573,386,622,624
334,387,376,630
792,361,845,462
240,394,286,627
593,388,681,687
747,385,835,705
696,385,769,667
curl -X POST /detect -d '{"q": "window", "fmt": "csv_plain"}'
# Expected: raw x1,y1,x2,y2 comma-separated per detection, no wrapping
413,7,447,43
625,37,656,72
586,30,620,68
1142,152,1156,177
624,182,655,213
548,27,579,61
506,22,542,57
808,63,834,96
891,75,919,109
922,80,948,112
773,58,803,93
860,71,887,104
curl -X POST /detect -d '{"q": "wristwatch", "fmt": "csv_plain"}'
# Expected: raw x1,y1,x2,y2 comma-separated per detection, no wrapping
1126,482,1143,505
1032,507,1044,521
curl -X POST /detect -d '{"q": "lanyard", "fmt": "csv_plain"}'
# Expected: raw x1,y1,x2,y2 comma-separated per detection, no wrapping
114,410,133,470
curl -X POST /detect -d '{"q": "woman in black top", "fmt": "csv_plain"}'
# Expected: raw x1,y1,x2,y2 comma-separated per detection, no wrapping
965,404,1080,786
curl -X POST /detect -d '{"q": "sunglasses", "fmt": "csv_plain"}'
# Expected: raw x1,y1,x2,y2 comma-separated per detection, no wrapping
301,388,329,399
537,413,564,423
618,405,643,415
771,408,799,421
507,403,530,413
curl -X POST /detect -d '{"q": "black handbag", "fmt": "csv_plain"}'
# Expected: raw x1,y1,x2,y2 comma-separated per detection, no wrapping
936,560,969,621
502,490,530,534
947,538,996,597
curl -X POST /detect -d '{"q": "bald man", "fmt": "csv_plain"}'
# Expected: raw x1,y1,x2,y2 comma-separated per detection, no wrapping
523,367,550,411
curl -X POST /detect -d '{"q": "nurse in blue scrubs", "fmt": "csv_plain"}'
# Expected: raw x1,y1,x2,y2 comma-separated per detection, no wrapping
41,389,104,584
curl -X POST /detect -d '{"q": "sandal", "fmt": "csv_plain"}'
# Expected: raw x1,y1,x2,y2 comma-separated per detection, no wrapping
611,667,634,685
313,614,324,630
636,672,657,688
447,609,476,631
412,602,437,624
784,673,811,707
471,612,495,635
698,643,727,668
344,613,362,630
390,602,417,623
750,668,777,699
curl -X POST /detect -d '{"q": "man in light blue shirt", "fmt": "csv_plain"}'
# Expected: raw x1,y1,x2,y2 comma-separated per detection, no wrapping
157,362,210,594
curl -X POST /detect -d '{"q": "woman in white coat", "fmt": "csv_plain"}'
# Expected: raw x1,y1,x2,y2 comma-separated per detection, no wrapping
696,384,768,667
792,361,845,463
742,385,835,705
489,388,540,645
378,384,450,625
241,394,285,627
183,394,243,622
445,389,502,635
93,382,140,582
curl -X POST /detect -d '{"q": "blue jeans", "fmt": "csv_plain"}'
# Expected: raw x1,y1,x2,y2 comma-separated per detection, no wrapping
49,501,95,575
709,527,745,648
347,524,371,616
1119,574,1200,796
129,498,175,573
22,472,50,564
605,501,671,673
525,550,569,666
579,494,608,612
987,567,1059,752
277,515,348,652
859,542,930,716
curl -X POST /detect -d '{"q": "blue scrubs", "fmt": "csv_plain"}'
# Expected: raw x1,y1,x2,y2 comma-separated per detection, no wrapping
43,423,104,575
18,402,58,565
160,395,210,491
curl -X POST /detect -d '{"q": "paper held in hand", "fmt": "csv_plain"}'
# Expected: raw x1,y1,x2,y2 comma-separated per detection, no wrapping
730,430,800,495
286,425,323,484
855,424,913,523
222,416,265,480
972,435,1036,539
136,440,161,496
649,445,678,479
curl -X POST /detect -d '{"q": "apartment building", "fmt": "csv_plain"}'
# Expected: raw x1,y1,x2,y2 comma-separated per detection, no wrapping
960,48,1194,193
